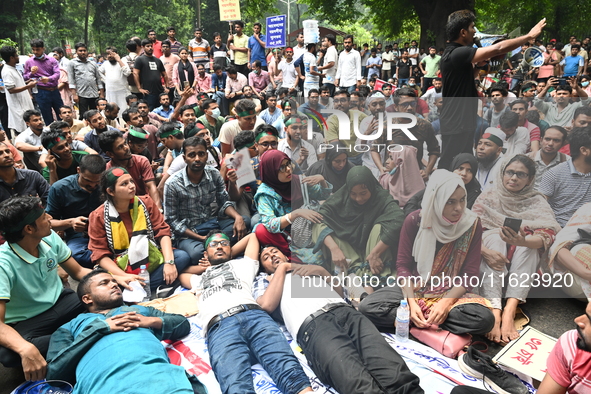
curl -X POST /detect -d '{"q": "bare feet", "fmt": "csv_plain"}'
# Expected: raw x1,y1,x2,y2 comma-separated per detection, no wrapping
500,309,520,343
486,315,503,343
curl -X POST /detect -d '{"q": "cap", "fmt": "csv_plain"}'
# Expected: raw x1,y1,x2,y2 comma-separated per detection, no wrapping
481,127,505,147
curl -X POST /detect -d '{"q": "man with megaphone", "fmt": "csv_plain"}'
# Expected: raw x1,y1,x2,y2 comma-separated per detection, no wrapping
439,10,546,170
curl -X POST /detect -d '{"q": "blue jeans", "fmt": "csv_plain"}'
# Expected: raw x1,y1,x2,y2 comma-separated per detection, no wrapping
398,78,409,87
213,91,229,116
35,89,64,125
148,249,192,291
208,309,311,394
67,235,93,269
177,216,251,264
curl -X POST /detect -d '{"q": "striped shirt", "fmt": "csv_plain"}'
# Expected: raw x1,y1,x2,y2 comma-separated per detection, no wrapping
546,330,591,394
67,58,103,98
539,160,591,226
163,166,234,239
188,38,210,65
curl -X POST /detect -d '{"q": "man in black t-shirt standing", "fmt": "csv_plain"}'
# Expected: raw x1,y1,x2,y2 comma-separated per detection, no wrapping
133,39,170,111
439,10,545,170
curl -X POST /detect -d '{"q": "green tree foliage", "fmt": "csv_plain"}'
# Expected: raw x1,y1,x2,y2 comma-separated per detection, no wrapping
1,0,276,55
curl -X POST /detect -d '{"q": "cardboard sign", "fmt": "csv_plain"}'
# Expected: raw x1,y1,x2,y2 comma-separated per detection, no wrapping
266,15,286,48
493,326,557,381
218,0,240,21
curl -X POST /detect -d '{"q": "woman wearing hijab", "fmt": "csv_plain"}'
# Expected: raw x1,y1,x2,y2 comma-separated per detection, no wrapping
312,166,404,283
404,153,481,215
254,150,332,258
172,47,198,105
306,142,353,192
472,155,561,344
359,170,495,335
88,167,193,293
379,146,425,208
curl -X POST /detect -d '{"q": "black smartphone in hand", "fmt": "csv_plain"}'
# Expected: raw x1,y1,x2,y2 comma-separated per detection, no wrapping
503,217,522,233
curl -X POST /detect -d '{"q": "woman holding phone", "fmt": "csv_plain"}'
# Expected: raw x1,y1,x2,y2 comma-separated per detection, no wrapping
172,47,198,105
472,155,561,344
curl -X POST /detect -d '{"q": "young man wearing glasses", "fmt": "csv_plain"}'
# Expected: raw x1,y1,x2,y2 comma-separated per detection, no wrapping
278,115,317,171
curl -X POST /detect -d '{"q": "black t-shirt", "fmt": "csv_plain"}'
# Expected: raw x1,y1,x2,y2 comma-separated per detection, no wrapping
440,42,479,135
397,59,411,79
134,55,165,94
209,43,229,70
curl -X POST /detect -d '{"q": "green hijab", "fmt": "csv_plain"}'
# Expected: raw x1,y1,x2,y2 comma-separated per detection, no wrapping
319,166,404,250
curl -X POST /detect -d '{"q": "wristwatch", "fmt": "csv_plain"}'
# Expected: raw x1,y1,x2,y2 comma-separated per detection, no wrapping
164,260,175,265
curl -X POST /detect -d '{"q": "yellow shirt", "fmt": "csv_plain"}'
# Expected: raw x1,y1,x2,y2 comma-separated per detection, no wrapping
233,34,249,65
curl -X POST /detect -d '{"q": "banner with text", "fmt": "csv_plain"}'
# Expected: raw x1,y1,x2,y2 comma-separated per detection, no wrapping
266,15,286,48
218,0,240,21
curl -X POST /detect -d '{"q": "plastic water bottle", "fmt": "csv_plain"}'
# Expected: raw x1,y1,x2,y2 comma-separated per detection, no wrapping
139,265,151,301
31,78,38,94
395,299,410,342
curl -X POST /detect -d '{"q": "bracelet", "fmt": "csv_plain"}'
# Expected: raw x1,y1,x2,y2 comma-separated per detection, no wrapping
284,214,292,224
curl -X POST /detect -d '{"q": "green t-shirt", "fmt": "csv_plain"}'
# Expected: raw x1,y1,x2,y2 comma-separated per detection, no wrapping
0,231,72,323
42,151,89,183
421,55,441,78
197,114,226,140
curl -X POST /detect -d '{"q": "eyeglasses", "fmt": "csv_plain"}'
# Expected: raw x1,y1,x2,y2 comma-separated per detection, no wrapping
208,240,230,248
279,161,294,173
259,141,278,148
504,170,529,179
333,98,349,104
397,101,416,108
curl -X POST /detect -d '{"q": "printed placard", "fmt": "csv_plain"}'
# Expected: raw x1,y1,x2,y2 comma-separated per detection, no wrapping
265,15,286,48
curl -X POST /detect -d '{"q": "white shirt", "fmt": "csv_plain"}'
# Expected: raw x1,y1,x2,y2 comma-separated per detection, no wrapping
293,44,306,61
303,52,320,87
503,126,530,157
191,257,260,331
15,127,43,148
324,46,338,84
279,273,346,337
278,138,318,171
408,47,419,66
99,61,131,92
336,49,361,87
477,155,504,192
278,60,297,87
1,64,35,132
219,118,265,151
167,148,221,175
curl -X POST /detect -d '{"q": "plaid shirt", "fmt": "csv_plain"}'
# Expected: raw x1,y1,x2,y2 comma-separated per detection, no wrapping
252,272,271,301
164,166,234,238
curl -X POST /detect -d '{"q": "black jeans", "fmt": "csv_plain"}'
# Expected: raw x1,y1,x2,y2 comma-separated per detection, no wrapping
0,288,85,368
78,96,98,120
297,305,424,394
358,285,495,335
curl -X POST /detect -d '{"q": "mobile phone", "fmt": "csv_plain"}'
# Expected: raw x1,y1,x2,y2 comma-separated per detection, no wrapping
503,217,522,234
51,151,61,160
557,78,567,86
154,157,165,163
183,81,190,89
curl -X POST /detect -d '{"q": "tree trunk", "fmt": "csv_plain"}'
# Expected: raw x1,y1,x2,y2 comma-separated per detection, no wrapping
84,0,91,44
413,0,475,50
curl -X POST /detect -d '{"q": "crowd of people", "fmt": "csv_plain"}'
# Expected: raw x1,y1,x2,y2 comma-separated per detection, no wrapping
0,11,591,394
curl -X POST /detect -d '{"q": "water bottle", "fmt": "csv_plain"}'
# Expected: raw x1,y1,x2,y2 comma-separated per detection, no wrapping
31,78,38,94
139,265,151,301
395,299,410,342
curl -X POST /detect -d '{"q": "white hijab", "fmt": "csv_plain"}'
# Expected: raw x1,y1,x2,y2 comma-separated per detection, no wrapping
412,170,478,280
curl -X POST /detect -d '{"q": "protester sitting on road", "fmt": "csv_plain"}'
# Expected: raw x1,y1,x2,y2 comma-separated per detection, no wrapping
88,167,193,293
405,153,481,215
472,155,561,344
312,166,403,285
360,170,495,336
254,150,331,261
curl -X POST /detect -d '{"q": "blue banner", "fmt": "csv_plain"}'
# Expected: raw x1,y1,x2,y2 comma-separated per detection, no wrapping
266,15,286,48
